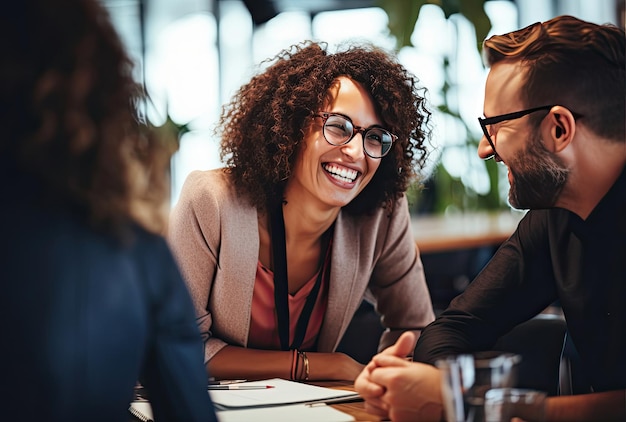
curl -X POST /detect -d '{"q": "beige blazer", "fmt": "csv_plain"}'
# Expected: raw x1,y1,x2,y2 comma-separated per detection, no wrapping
168,169,434,363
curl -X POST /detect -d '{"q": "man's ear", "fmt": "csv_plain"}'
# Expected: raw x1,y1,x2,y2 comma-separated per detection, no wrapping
546,106,576,153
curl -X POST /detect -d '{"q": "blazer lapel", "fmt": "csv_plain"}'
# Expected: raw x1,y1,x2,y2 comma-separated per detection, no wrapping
215,201,259,347
317,212,367,352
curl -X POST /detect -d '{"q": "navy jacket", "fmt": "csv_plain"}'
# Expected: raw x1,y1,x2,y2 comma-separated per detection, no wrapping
1,167,217,421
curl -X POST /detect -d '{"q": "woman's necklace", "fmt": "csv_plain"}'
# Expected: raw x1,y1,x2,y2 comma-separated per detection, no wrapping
270,200,332,351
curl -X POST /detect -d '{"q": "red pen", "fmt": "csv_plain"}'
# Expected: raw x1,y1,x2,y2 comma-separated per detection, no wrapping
207,384,274,390
207,379,247,385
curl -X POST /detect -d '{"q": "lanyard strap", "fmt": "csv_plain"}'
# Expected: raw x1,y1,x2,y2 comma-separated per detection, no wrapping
270,201,331,351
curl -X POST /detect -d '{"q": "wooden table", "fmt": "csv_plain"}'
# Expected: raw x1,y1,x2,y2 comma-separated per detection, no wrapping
412,211,525,254
333,400,383,421
315,381,384,421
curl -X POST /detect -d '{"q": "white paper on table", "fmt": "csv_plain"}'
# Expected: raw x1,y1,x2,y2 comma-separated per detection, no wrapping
208,378,359,408
129,402,154,421
216,403,355,422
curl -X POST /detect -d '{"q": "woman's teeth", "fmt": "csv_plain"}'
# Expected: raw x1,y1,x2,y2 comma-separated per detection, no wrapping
323,164,358,183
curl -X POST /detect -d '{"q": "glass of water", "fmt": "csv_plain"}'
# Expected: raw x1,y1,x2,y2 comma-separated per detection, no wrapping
484,388,547,422
436,352,521,422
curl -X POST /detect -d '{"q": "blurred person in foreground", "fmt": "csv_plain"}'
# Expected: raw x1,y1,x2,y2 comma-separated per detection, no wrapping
355,15,625,421
168,40,435,382
0,0,217,420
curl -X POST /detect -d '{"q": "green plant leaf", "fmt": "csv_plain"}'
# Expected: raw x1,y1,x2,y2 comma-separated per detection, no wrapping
458,0,491,52
376,0,425,49
378,0,503,214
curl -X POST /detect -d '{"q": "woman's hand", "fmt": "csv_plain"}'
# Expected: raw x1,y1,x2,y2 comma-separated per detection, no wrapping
307,352,365,381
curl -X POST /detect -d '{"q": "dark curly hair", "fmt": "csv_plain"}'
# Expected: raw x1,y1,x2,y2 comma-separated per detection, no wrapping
0,0,173,236
218,41,432,214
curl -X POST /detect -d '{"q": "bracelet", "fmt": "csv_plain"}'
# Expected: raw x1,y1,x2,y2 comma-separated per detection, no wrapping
290,349,298,381
296,350,304,380
300,351,309,381
295,349,302,381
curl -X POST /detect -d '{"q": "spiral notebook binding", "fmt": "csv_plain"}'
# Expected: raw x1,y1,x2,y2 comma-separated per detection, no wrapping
128,405,153,422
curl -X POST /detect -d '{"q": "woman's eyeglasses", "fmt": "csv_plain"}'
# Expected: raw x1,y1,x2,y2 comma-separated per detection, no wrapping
315,112,397,159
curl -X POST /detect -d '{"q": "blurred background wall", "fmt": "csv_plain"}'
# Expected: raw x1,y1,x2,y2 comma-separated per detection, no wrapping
102,0,624,213
99,0,624,314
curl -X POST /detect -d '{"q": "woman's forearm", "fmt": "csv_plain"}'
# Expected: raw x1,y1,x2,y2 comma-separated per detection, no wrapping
207,346,363,381
208,346,292,381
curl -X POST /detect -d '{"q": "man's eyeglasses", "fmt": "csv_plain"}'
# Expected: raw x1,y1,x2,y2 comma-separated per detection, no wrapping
315,112,397,159
478,105,555,159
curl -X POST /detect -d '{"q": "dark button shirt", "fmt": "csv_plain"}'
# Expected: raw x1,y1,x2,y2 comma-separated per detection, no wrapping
415,166,626,392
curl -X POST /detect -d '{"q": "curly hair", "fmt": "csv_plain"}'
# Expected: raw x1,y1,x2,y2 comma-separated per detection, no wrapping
0,0,173,236
483,15,625,143
218,41,432,214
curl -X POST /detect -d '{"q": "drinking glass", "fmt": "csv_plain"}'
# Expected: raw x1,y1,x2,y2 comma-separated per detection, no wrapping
436,352,521,422
484,388,547,422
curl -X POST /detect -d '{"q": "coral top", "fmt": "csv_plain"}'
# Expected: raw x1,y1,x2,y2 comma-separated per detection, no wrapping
248,257,330,351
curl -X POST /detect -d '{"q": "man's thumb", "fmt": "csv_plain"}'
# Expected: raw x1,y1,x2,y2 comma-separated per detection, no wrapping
384,331,417,357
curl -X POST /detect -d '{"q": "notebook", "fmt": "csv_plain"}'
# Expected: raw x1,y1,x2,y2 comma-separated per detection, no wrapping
128,402,153,422
217,403,355,421
208,378,360,409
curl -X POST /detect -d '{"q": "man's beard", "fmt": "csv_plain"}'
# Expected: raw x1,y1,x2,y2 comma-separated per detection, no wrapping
506,131,569,209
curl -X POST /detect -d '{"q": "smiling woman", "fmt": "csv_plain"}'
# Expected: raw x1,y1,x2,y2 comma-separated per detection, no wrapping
167,40,436,383
289,76,385,209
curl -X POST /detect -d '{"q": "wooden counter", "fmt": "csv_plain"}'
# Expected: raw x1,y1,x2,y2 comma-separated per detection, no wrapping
412,211,525,254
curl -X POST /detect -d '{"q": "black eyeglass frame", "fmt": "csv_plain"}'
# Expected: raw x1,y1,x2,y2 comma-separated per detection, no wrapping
478,105,556,160
315,112,397,159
